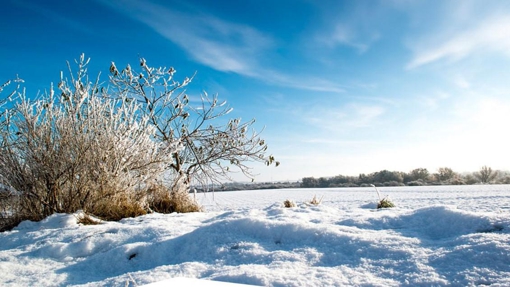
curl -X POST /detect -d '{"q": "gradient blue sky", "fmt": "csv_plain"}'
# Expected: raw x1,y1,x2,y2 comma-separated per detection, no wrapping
2,0,510,182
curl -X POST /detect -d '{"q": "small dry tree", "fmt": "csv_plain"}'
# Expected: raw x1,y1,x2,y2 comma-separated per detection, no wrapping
108,58,279,200
475,165,498,184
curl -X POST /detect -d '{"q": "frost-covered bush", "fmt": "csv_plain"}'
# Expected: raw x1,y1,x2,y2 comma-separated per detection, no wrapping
104,57,278,214
108,58,279,189
407,179,426,186
0,54,277,230
382,181,405,187
0,55,178,226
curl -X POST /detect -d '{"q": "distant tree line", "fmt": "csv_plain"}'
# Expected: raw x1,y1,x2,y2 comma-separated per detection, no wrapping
301,166,510,188
202,166,509,192
197,181,301,192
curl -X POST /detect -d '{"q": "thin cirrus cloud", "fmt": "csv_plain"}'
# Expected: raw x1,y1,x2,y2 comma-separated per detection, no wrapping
305,103,386,133
322,23,380,54
96,0,347,94
98,0,271,77
406,15,510,69
311,0,385,54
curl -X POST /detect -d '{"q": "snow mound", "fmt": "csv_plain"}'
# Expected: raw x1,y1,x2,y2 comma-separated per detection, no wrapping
141,277,255,286
15,213,79,231
2,188,510,286
339,205,506,240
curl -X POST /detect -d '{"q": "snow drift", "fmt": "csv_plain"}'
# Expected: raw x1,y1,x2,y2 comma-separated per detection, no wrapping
1,186,510,286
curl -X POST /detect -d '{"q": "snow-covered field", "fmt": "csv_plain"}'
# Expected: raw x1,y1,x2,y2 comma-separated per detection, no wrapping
1,185,510,286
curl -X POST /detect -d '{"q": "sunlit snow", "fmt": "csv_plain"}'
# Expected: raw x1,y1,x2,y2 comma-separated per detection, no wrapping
1,185,510,286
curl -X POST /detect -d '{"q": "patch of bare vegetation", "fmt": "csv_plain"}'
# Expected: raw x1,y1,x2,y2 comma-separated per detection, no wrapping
283,199,296,208
309,195,323,206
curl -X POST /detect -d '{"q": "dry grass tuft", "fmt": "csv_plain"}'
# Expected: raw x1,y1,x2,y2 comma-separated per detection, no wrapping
371,184,395,209
89,195,147,221
377,197,395,209
76,213,102,225
147,184,201,214
309,195,323,206
283,199,296,208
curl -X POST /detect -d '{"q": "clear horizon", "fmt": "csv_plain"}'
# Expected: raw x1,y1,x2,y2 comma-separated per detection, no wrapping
2,0,510,182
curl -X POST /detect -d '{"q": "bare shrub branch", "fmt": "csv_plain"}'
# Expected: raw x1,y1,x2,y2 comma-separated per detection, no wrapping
108,58,279,188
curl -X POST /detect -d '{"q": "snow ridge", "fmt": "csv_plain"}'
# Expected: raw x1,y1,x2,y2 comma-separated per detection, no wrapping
1,186,510,286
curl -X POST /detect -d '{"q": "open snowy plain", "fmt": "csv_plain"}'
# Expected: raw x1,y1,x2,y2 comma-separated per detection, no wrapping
1,185,510,286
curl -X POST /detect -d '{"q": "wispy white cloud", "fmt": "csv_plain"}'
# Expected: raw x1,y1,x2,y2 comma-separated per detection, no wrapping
305,103,386,133
320,24,373,53
407,15,510,69
453,75,471,89
266,72,346,94
97,0,271,76
311,1,385,54
96,0,348,94
417,90,451,110
349,105,386,128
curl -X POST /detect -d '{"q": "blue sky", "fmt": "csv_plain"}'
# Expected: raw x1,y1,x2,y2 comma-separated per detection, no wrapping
2,0,510,182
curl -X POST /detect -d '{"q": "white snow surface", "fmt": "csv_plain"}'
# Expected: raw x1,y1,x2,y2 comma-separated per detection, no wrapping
2,185,510,286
